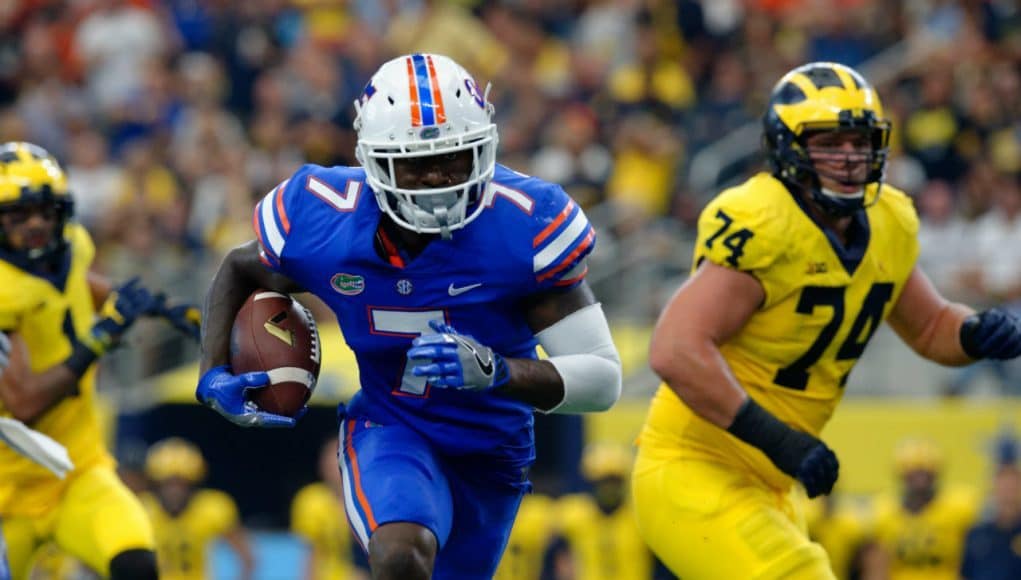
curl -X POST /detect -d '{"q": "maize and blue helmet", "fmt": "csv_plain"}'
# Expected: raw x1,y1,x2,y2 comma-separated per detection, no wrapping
763,62,892,216
0,142,74,263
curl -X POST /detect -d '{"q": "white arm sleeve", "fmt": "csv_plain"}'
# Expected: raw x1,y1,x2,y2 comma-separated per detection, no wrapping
536,302,622,414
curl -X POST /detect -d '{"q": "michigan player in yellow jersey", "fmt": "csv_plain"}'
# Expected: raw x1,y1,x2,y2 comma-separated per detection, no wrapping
555,444,653,580
0,142,200,580
633,62,1021,579
0,336,75,580
805,493,876,579
493,493,556,580
142,438,254,580
290,437,366,580
871,439,977,580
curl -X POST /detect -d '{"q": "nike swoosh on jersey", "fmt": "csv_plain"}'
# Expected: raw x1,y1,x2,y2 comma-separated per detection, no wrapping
448,282,483,296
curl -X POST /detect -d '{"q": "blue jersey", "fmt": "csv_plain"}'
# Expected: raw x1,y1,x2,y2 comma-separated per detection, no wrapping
253,163,595,470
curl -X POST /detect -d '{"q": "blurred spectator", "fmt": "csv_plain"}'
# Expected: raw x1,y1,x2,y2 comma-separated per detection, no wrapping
65,129,122,230
915,180,969,296
806,493,878,580
550,444,654,580
606,12,695,123
100,137,187,253
290,437,368,580
606,113,682,233
872,438,978,580
570,0,638,74
684,50,753,155
902,65,970,182
73,0,170,115
960,457,1021,579
384,0,508,80
530,104,612,209
493,493,557,580
15,16,88,157
956,173,1021,306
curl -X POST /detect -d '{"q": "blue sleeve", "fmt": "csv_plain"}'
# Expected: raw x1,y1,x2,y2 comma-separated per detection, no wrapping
528,183,596,291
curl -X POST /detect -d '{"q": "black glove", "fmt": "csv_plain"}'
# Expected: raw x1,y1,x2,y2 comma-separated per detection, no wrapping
960,308,1021,360
727,398,839,498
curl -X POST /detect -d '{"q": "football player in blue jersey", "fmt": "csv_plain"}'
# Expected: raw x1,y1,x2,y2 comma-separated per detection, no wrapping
196,53,623,579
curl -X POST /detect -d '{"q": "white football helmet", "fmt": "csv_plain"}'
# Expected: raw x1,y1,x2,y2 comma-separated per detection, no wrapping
354,53,498,237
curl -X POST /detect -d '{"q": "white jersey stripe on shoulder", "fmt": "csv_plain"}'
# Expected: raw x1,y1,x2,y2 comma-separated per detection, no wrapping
259,189,286,256
533,209,590,273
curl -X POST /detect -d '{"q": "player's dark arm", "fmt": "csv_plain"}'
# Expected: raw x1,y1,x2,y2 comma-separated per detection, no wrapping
886,267,976,366
0,332,83,423
491,283,596,410
648,261,761,428
499,279,621,413
200,240,305,374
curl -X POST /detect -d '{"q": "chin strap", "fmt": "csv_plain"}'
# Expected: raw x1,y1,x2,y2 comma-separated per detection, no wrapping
434,206,452,240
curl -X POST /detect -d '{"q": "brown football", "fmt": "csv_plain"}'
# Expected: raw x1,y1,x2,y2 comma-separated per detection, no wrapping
229,290,321,417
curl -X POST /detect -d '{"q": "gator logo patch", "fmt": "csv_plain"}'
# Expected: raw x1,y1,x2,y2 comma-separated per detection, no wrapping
331,273,365,296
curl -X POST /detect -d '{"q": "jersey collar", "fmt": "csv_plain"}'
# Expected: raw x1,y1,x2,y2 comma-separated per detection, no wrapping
786,183,870,276
0,245,72,290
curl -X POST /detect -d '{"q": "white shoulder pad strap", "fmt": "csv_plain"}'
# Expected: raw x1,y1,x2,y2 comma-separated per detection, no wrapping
536,302,622,414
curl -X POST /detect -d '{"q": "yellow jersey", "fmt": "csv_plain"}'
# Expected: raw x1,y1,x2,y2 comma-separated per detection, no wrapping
557,494,652,580
290,482,356,580
141,489,240,580
493,494,556,580
0,224,112,516
805,497,868,579
872,487,978,580
640,173,920,490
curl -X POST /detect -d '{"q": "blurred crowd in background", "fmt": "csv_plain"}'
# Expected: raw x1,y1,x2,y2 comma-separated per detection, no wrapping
2,0,1020,382
3,0,1021,578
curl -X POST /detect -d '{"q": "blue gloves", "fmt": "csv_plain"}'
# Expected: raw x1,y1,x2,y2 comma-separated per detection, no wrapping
82,277,161,356
407,320,509,391
960,308,1021,360
196,365,297,428
0,332,10,373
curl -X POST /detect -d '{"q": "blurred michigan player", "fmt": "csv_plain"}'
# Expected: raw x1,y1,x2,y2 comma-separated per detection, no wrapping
634,62,1021,579
291,437,367,580
0,331,74,580
492,490,555,580
554,444,654,580
872,439,977,580
0,142,200,580
196,53,622,579
141,437,254,580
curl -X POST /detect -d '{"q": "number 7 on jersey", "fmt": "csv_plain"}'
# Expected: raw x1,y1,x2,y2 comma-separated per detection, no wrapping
369,308,445,396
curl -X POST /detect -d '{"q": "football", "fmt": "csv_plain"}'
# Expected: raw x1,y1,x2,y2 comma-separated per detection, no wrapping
229,290,321,417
